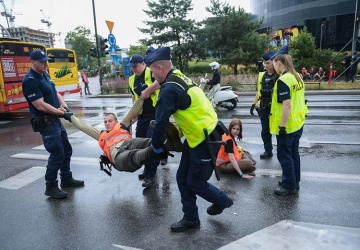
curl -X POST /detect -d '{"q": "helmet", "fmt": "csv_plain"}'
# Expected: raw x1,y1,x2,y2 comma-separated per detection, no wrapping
209,62,220,70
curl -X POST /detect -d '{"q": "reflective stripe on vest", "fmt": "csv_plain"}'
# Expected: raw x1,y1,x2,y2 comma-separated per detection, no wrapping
167,69,218,148
216,134,241,166
269,72,308,134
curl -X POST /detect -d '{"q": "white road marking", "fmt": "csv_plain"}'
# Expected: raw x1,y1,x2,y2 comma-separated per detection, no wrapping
218,220,360,250
0,166,46,190
112,244,143,250
10,153,99,164
0,120,11,125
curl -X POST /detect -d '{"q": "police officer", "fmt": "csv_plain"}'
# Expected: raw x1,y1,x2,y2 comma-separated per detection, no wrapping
128,54,160,188
250,50,278,159
207,61,221,99
271,51,308,196
22,50,84,199
144,47,233,233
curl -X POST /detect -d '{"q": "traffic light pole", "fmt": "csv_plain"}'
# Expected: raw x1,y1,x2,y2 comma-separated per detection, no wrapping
92,0,103,94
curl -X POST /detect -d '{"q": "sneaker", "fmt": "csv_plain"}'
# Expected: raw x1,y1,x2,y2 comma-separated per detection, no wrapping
45,182,68,199
61,176,84,188
274,186,297,196
142,177,155,188
207,198,233,216
278,181,300,190
170,219,200,233
260,151,273,159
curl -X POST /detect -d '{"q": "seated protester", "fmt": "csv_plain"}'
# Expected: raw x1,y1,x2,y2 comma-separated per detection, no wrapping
301,67,311,81
216,118,256,179
314,67,326,81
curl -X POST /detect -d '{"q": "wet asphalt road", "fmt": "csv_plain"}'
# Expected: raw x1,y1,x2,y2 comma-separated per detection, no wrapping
0,79,360,250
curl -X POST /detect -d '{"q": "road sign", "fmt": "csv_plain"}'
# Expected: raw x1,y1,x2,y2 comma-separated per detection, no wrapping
108,33,116,46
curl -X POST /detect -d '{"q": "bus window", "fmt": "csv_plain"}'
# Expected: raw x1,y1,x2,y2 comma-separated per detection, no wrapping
46,48,80,95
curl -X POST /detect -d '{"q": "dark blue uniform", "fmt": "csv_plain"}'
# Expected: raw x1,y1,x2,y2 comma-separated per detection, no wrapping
129,69,159,180
22,68,72,185
259,72,278,153
152,70,230,222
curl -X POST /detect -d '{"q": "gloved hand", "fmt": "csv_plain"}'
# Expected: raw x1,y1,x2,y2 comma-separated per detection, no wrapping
250,104,256,116
64,106,70,112
153,144,174,160
120,123,131,133
279,126,287,136
63,112,73,122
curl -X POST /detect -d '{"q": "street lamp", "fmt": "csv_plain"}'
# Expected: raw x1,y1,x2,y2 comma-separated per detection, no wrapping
320,24,324,51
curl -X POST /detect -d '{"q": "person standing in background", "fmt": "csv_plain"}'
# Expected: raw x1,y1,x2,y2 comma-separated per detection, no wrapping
250,50,278,160
81,70,91,95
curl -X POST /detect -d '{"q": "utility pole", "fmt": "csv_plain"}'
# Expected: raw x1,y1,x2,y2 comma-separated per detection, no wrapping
352,0,360,53
92,0,102,94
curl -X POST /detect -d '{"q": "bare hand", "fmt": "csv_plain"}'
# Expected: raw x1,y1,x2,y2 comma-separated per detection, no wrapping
242,174,254,179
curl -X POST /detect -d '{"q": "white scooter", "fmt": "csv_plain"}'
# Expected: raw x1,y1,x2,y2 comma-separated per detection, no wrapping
199,74,239,110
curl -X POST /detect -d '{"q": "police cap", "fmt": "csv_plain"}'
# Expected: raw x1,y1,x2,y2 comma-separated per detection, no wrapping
144,47,171,66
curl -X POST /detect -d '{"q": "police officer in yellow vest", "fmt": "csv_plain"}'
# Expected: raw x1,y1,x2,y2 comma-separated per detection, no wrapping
144,47,233,233
271,49,308,196
128,54,160,188
250,50,278,159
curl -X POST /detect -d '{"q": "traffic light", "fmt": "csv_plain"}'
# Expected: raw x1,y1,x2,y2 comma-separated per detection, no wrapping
100,38,109,57
90,47,97,58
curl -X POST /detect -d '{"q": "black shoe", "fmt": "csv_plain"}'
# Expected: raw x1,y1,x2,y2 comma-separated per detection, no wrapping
278,181,300,190
274,187,297,196
138,172,145,180
170,219,200,232
45,182,68,199
207,198,233,216
160,159,168,165
61,176,84,188
142,177,155,188
260,151,273,159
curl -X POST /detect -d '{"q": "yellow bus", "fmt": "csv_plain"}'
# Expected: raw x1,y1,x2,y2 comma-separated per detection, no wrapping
46,48,81,95
0,39,46,112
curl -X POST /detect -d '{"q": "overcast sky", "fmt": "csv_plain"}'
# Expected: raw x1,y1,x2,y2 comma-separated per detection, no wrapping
1,0,250,48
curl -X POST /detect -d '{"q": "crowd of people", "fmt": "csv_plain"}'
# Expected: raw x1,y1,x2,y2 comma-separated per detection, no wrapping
21,44,310,233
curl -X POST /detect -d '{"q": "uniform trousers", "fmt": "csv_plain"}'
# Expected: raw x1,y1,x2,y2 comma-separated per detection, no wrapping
259,106,273,152
177,139,230,221
276,126,304,190
136,114,159,179
40,120,72,185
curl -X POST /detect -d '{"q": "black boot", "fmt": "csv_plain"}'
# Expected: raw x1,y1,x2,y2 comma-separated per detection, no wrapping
61,174,84,188
45,181,68,199
260,151,273,159
142,177,155,188
207,198,233,215
170,219,200,233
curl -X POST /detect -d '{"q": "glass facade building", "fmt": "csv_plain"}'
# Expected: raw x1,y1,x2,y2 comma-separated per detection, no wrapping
250,0,358,51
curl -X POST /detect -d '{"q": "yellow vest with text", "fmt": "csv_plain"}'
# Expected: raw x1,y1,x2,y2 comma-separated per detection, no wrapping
129,67,159,108
269,72,308,135
166,69,217,148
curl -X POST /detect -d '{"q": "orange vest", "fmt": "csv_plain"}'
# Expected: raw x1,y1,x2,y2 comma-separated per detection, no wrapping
216,134,241,166
98,123,132,162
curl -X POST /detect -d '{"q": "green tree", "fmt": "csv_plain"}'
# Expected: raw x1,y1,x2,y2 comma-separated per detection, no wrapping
66,26,96,70
139,0,203,71
127,45,148,57
200,0,267,74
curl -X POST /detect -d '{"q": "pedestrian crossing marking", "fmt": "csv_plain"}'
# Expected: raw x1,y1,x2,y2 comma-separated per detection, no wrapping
0,166,46,190
218,220,360,250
